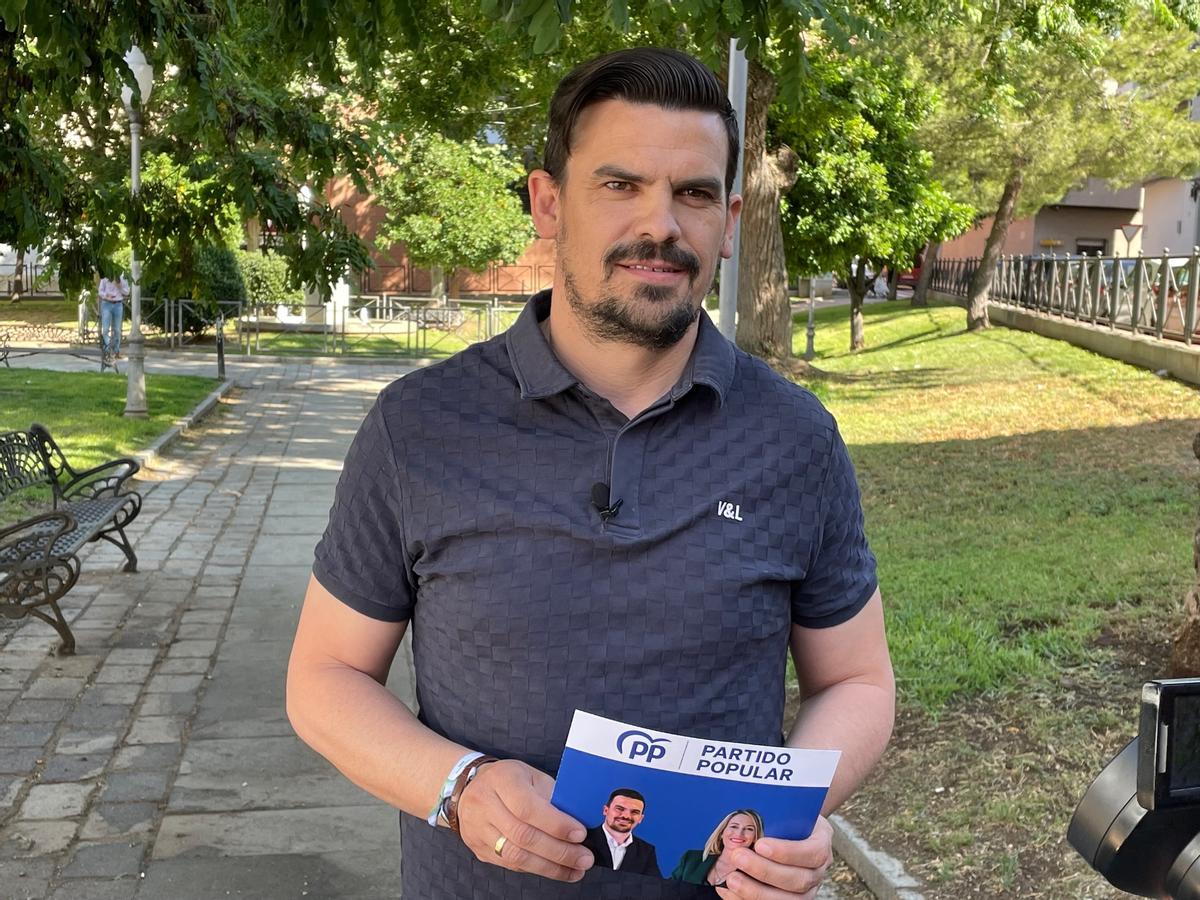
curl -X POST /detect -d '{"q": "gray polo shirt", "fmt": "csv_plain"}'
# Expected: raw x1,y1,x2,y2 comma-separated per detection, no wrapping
313,290,877,899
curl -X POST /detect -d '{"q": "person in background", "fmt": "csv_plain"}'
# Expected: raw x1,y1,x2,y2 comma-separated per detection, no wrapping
98,271,130,359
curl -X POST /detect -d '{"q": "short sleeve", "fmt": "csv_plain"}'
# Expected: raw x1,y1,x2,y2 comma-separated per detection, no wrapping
312,396,415,622
790,427,877,628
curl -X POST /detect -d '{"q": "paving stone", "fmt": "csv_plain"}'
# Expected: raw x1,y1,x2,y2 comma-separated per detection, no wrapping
66,704,133,731
111,630,167,651
138,692,195,717
44,655,103,679
94,665,154,684
80,800,158,840
62,840,144,878
126,716,184,745
156,657,211,675
2,652,54,672
39,754,108,783
145,673,205,693
166,640,218,658
0,746,46,776
0,670,32,691
0,851,55,898
5,698,72,723
138,851,395,899
173,622,222,640
48,878,140,900
84,684,141,706
0,721,57,748
180,610,226,625
3,818,79,857
0,775,23,811
101,770,170,803
20,781,93,819
105,648,158,665
111,742,181,772
55,732,118,756
21,677,86,700
153,804,397,858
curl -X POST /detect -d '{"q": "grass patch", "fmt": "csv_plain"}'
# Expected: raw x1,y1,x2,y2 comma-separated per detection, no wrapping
0,298,80,329
0,368,218,525
794,300,1197,711
785,299,1198,897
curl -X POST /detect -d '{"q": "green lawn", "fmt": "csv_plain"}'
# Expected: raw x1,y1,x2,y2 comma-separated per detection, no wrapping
0,368,219,524
793,300,1198,711
784,300,1197,895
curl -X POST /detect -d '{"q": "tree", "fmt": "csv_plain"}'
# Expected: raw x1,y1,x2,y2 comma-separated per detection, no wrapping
374,133,534,299
0,0,376,301
911,11,1200,329
779,47,971,350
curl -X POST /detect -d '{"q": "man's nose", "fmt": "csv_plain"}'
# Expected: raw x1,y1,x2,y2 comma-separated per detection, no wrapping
634,188,682,245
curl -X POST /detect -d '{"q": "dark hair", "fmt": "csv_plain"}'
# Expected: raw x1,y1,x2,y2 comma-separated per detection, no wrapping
543,48,740,194
606,787,646,806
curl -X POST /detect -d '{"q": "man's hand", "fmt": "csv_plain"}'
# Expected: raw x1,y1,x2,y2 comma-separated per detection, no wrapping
716,815,833,900
456,759,593,882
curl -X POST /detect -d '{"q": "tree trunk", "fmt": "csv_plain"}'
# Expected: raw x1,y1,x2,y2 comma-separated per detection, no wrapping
430,265,447,305
966,170,1024,331
912,241,940,307
735,59,799,361
1169,431,1200,677
848,259,867,351
887,266,899,301
9,247,24,304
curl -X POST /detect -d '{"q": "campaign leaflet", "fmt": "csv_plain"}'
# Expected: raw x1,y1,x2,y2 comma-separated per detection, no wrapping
551,711,839,885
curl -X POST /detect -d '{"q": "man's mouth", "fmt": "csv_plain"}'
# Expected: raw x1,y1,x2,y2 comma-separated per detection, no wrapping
620,263,683,274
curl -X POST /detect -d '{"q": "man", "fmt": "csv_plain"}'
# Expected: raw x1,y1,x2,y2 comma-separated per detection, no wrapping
97,271,130,359
287,47,894,900
581,789,660,876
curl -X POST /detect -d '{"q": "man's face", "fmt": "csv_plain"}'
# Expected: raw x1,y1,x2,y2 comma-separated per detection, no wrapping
602,795,646,834
529,98,741,350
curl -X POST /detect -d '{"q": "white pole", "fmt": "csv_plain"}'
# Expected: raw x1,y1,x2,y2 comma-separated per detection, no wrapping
124,110,148,417
718,39,748,342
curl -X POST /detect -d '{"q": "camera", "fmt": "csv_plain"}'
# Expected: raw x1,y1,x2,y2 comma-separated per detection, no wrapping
1069,678,1200,898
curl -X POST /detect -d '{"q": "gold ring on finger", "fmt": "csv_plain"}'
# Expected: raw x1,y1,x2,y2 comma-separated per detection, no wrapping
494,835,508,857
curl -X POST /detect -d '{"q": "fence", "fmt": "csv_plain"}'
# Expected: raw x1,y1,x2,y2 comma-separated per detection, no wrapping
932,250,1200,345
0,259,58,297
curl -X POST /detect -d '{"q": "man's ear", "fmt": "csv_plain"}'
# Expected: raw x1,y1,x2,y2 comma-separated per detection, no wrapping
720,193,743,260
528,169,561,240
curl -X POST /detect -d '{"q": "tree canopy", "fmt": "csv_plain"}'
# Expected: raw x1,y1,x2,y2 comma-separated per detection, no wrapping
375,132,533,294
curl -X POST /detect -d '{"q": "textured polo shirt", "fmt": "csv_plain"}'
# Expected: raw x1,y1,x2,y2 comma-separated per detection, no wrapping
313,290,877,899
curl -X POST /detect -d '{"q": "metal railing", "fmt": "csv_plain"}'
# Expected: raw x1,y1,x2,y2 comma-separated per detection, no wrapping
932,250,1200,345
337,296,520,357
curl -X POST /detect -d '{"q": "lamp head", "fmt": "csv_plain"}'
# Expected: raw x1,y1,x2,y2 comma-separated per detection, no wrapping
120,45,154,111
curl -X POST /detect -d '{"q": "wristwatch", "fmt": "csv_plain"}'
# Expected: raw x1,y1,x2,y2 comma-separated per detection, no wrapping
441,755,499,834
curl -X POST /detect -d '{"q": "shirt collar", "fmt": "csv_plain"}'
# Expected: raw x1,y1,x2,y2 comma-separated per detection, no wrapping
603,825,634,848
506,290,736,406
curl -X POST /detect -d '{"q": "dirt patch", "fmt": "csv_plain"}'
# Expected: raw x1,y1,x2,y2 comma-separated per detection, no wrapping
792,619,1177,898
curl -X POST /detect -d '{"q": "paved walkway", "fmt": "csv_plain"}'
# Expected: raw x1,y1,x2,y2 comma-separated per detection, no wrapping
1,350,849,898
0,354,414,898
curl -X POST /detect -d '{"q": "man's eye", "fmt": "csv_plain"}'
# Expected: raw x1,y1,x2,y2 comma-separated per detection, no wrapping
604,181,631,191
682,188,715,200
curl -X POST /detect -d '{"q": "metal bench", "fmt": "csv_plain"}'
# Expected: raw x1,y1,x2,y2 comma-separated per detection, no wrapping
0,329,8,367
0,424,142,654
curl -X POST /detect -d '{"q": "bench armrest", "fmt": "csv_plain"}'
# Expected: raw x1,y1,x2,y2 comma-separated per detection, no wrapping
60,458,140,501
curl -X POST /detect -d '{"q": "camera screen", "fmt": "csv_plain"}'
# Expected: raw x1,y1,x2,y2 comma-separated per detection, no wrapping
1169,693,1200,792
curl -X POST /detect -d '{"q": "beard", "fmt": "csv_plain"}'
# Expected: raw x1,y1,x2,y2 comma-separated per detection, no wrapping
562,238,704,351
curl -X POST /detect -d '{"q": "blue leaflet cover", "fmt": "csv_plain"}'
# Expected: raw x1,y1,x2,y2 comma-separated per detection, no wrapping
550,711,839,883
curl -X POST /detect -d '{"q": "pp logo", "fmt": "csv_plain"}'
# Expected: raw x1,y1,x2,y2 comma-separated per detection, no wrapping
616,729,670,763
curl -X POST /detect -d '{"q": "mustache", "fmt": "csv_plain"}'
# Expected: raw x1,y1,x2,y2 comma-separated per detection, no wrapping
602,240,700,281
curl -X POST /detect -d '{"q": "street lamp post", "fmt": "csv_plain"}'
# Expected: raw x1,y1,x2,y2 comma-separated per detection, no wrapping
120,46,154,418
